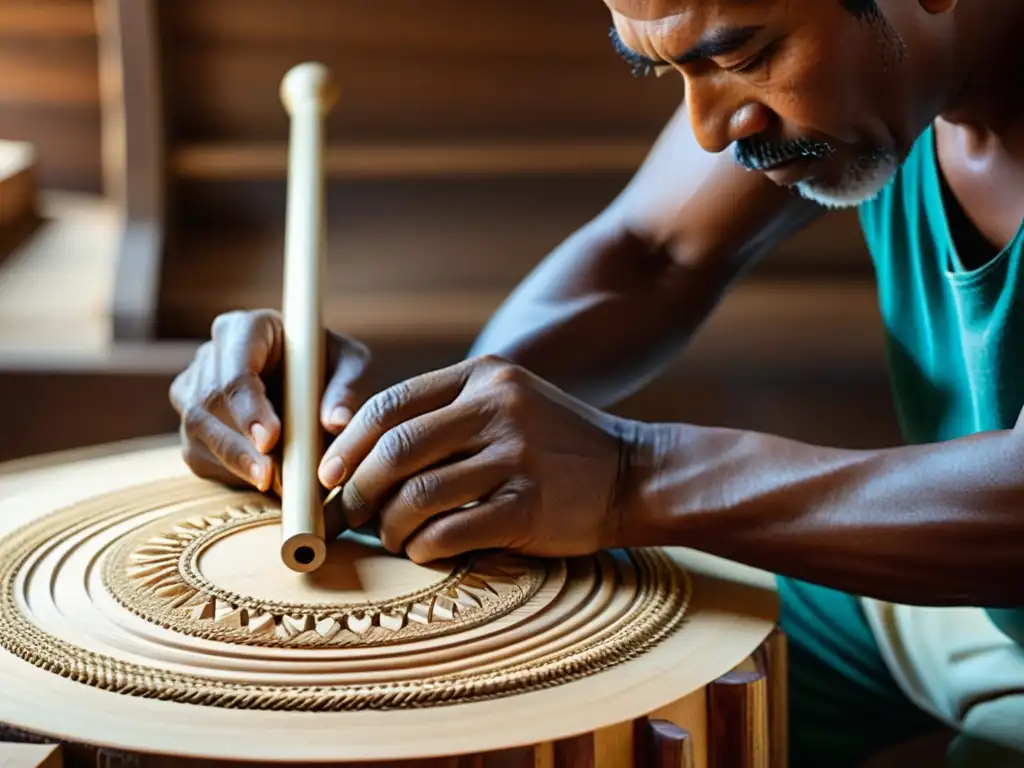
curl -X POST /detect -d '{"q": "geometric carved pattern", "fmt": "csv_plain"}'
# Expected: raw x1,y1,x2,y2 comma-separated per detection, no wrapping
0,476,691,711
104,504,544,647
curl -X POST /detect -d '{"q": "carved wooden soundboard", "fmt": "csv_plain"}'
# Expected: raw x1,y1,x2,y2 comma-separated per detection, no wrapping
0,438,780,767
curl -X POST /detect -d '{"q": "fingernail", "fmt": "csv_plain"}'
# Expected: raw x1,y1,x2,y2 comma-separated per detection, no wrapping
320,456,345,486
327,407,352,428
250,423,270,452
249,460,266,489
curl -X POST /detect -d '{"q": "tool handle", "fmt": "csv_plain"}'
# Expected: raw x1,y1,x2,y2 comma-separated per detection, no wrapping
278,62,337,573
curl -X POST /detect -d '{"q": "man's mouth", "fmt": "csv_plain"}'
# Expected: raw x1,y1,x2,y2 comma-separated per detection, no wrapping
761,155,821,186
734,137,835,177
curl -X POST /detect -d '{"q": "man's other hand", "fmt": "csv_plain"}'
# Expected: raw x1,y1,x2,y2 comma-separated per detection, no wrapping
170,309,373,493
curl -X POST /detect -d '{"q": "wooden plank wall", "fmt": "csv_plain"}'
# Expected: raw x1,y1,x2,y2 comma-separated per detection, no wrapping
153,0,877,338
0,0,904,461
0,0,102,192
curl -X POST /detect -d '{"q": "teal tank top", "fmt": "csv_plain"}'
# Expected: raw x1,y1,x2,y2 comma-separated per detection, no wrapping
862,122,1024,644
862,123,1024,443
778,122,1024,692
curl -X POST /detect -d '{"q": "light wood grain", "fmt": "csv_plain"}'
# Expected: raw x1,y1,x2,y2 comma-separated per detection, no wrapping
0,441,778,765
0,743,61,768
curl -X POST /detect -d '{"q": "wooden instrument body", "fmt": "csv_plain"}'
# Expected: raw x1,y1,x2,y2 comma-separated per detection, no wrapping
0,437,783,768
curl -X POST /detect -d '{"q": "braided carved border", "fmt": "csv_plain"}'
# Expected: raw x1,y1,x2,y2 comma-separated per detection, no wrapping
0,477,691,711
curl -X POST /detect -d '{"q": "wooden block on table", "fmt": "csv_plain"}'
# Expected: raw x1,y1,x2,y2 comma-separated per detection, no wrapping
0,743,61,768
0,141,38,228
0,141,40,266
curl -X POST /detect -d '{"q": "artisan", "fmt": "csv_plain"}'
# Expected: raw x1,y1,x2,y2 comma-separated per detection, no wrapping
169,0,1024,763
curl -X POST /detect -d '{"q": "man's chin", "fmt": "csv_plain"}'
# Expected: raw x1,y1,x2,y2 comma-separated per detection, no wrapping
786,151,899,210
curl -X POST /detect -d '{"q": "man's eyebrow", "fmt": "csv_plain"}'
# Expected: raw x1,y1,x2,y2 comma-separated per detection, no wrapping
609,24,763,68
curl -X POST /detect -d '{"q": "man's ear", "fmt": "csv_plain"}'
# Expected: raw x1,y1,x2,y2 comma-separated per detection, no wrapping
919,0,957,15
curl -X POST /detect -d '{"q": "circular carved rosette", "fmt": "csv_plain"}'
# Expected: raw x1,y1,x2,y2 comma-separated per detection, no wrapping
0,476,691,712
104,502,545,648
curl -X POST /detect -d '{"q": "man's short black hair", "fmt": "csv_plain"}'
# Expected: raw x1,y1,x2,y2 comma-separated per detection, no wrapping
841,0,880,18
843,0,907,63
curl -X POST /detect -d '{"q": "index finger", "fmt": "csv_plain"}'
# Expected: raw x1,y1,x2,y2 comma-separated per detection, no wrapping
214,311,283,453
317,360,474,489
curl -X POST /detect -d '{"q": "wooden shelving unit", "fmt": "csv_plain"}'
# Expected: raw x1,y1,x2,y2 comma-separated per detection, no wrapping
0,0,901,462
171,140,654,180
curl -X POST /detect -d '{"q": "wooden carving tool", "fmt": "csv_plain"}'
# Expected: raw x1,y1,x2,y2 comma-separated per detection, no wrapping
278,62,338,573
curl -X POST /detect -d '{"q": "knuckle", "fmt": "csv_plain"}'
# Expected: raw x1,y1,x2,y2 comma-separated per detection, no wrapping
409,527,446,562
206,430,238,466
210,310,244,340
470,360,531,417
474,353,510,371
212,309,280,345
341,482,369,521
192,341,215,370
222,371,264,403
339,334,370,361
481,360,528,397
377,424,415,468
366,383,409,428
490,362,525,388
181,405,208,437
504,437,531,467
400,472,441,509
251,308,282,341
498,379,529,418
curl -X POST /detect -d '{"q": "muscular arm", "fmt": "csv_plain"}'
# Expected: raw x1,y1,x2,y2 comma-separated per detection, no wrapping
468,106,1023,615
624,417,1024,610
470,102,823,408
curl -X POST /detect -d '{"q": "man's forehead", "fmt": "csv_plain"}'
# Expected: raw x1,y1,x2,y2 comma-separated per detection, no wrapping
603,0,767,22
603,0,693,21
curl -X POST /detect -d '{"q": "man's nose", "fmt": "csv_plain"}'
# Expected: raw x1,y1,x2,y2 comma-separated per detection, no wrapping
685,77,772,154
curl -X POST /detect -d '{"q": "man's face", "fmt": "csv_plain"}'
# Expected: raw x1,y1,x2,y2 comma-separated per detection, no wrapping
604,0,952,208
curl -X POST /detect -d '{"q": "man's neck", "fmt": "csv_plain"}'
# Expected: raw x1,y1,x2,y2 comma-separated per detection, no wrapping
939,1,1024,138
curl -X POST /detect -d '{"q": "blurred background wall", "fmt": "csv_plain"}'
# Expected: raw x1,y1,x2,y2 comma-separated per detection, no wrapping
0,0,902,463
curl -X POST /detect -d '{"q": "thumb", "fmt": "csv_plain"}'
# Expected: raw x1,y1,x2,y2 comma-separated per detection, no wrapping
321,336,372,434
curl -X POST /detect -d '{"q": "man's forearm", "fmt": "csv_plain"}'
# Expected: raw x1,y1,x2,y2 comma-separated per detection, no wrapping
624,421,1024,607
469,218,730,409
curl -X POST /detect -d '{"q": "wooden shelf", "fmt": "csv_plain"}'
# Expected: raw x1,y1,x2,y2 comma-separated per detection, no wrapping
170,139,653,181
0,190,118,355
159,275,888,375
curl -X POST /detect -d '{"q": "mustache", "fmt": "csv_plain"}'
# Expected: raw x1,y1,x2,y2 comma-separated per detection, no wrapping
734,137,835,171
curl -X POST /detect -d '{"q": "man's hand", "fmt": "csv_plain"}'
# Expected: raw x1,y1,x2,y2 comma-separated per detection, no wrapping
317,355,645,563
170,309,373,493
